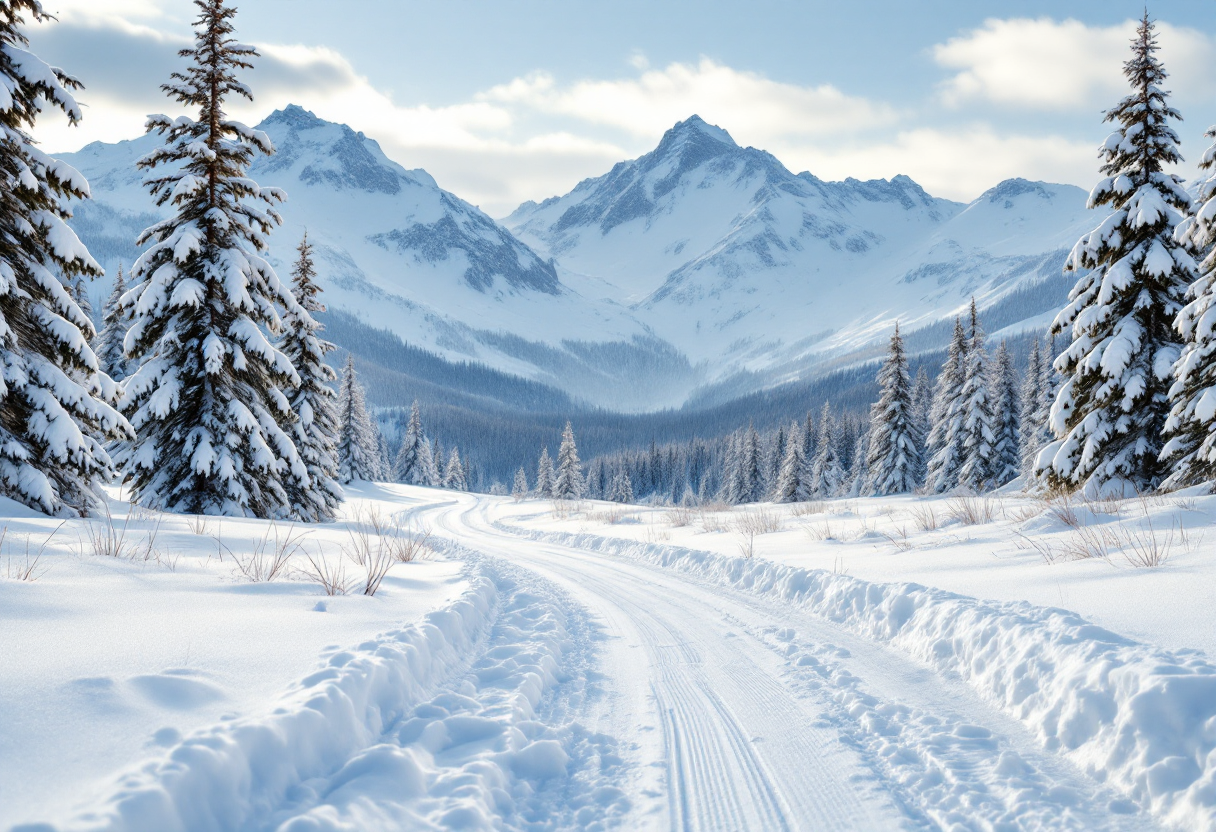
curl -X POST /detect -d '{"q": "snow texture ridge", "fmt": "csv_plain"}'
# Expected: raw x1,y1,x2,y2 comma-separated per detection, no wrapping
492,519,1216,831
30,575,500,832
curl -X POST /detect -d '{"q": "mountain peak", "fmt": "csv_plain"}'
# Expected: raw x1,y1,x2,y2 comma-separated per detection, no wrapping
261,104,328,131
667,114,736,147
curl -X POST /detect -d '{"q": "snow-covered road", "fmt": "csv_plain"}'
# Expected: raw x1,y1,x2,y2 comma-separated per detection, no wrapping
406,495,1163,831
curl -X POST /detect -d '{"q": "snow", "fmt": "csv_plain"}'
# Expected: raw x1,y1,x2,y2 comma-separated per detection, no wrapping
9,483,1216,830
0,485,466,829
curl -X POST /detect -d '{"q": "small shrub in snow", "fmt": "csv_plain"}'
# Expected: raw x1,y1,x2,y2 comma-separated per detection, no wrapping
225,522,305,582
790,500,828,517
664,505,695,527
1,526,54,581
299,550,355,596
908,503,938,532
945,495,1000,526
734,507,783,536
184,514,213,536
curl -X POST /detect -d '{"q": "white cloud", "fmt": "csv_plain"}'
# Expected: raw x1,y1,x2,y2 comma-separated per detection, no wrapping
782,127,1099,201
481,58,898,142
934,17,1216,111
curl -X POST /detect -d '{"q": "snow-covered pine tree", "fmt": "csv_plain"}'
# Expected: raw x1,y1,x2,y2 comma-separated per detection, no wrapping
512,466,529,499
536,447,554,498
553,421,585,500
1019,337,1045,477
957,301,996,491
280,232,342,521
609,469,634,503
417,438,440,487
767,425,786,494
71,277,93,340
990,341,1021,487
740,424,764,503
335,355,379,483
1161,123,1216,489
1040,14,1194,494
374,422,390,481
0,1,129,515
848,426,871,497
719,429,743,504
773,421,806,503
803,410,817,462
810,403,845,498
122,0,306,516
97,262,130,382
443,446,466,491
392,399,426,483
926,317,969,492
864,324,922,495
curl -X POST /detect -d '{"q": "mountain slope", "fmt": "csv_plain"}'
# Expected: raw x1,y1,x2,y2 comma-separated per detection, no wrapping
60,106,695,411
508,115,1096,382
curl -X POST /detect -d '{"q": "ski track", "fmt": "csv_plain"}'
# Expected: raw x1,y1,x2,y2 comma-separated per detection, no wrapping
27,492,1180,832
414,495,1165,831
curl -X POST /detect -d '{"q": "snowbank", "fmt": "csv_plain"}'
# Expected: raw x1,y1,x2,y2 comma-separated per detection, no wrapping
495,520,1216,831
30,576,499,832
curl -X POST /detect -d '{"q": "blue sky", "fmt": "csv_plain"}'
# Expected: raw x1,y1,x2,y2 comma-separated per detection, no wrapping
29,0,1216,215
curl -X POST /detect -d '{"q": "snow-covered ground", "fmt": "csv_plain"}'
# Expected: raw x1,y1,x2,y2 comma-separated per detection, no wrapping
4,485,1216,831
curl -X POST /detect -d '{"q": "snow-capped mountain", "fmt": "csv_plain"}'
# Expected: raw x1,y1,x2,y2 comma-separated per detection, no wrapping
60,106,690,411
508,116,1097,383
63,108,1098,412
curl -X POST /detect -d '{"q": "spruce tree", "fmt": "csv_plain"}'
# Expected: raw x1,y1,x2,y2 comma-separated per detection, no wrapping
97,262,130,382
957,302,996,491
417,438,441,487
864,324,922,495
609,469,634,503
71,277,94,340
773,421,806,503
393,400,428,484
122,0,306,516
1041,13,1194,494
536,447,554,498
848,426,871,497
280,233,342,521
1019,337,1045,477
926,318,969,492
512,466,529,499
443,446,466,491
553,421,585,499
911,366,933,485
810,403,845,498
0,1,130,515
1161,125,1216,489
990,341,1022,487
336,355,379,483
740,424,764,503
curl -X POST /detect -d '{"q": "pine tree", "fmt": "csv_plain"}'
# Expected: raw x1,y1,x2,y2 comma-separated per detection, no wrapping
957,301,996,491
810,403,845,498
1019,337,1045,477
553,421,585,500
280,233,342,521
536,447,554,498
773,421,806,503
719,430,743,504
989,341,1021,487
1161,126,1216,489
443,446,466,491
0,2,130,516
97,262,130,382
418,438,441,487
393,400,429,484
1041,14,1194,494
71,277,94,340
926,317,969,493
911,366,932,485
848,426,870,497
740,424,764,503
336,355,379,483
121,0,306,516
609,469,634,503
512,466,529,499
864,324,922,495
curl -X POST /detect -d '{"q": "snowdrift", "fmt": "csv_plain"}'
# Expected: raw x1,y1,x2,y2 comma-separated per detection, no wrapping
32,576,499,832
